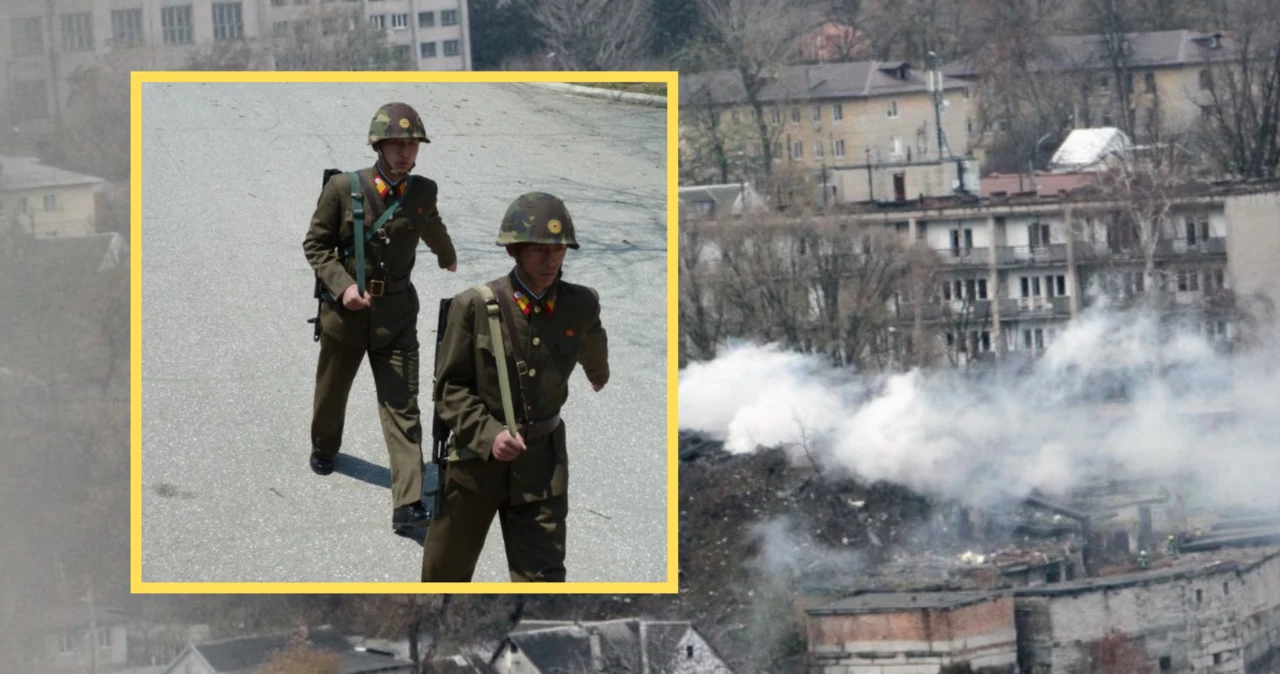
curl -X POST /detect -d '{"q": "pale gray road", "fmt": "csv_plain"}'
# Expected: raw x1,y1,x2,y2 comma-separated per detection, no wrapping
139,82,669,583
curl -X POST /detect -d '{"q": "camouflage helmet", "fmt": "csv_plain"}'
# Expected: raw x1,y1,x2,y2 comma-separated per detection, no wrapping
367,102,430,146
496,192,579,249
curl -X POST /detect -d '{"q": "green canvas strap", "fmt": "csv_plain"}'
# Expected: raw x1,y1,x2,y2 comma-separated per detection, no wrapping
349,172,365,296
475,283,519,440
343,172,411,295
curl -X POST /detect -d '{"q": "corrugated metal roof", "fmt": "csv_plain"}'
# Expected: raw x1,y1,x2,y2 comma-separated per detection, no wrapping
681,61,965,107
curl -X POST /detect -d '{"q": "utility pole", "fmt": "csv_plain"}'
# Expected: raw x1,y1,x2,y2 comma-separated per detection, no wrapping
86,577,99,674
865,147,874,202
928,51,947,160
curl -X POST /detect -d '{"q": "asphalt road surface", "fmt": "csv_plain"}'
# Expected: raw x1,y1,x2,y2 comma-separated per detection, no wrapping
139,82,669,583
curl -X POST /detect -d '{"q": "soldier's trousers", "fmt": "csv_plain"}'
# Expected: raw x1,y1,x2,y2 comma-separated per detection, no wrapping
420,449,568,582
310,325,423,510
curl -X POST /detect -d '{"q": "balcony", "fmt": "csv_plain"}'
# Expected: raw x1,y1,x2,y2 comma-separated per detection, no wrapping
1075,237,1226,263
935,246,990,268
896,300,993,323
996,244,1068,267
998,296,1071,318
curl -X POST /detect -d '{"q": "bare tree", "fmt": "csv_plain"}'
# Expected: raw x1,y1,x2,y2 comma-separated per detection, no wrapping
1194,0,1280,179
679,220,728,363
697,0,817,182
271,5,412,71
859,0,967,63
254,628,342,674
533,0,655,70
1081,0,1140,138
1089,139,1197,300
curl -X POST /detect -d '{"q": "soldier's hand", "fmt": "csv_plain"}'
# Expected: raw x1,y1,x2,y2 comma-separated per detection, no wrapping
491,429,526,461
592,382,605,392
342,283,372,310
446,263,457,272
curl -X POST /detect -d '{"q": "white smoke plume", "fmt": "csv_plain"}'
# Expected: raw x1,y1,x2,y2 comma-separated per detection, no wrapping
679,307,1280,514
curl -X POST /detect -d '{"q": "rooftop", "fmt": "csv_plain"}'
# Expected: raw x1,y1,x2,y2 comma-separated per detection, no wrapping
944,29,1238,78
680,61,966,107
0,155,106,191
807,590,1005,614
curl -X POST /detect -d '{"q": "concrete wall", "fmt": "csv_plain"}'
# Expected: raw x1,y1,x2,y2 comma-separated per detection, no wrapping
808,597,1018,673
1016,550,1280,673
1224,191,1280,314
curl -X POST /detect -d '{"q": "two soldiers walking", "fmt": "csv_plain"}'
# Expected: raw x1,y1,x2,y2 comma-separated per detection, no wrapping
302,102,608,582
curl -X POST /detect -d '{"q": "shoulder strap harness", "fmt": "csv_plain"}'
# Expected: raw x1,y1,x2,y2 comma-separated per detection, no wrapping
343,171,411,297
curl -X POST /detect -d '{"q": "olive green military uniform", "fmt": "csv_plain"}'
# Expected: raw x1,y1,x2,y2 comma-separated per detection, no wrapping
422,193,609,582
302,104,456,514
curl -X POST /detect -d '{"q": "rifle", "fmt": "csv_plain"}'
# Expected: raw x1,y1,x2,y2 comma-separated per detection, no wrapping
429,297,453,519
307,169,345,343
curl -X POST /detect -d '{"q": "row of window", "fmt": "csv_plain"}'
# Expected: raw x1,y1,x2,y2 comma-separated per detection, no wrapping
366,9,458,29
936,267,1225,303
726,93,967,128
9,4,459,55
946,318,1229,357
3,195,59,214
9,4,240,53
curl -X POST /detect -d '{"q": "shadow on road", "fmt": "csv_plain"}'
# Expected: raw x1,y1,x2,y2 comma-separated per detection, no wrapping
334,454,392,489
333,455,437,549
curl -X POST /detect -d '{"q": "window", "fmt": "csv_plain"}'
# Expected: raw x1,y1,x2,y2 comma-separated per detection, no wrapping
321,17,338,35
965,279,976,300
1196,588,1203,604
272,0,285,5
1145,72,1156,93
369,14,386,29
111,9,143,47
273,20,289,36
1224,581,1230,595
832,103,843,121
790,140,803,160
814,141,823,158
212,2,243,41
1200,69,1213,90
1159,656,1172,671
420,41,436,58
443,39,459,56
43,194,56,212
1214,653,1222,665
12,17,44,56
687,644,694,658
58,632,74,654
891,135,904,156
977,279,988,299
419,11,434,27
1035,329,1044,349
833,139,845,158
392,44,410,61
887,100,899,118
790,107,800,123
1028,223,1051,248
730,110,740,125
811,104,821,122
162,6,193,44
391,13,408,29
441,9,458,26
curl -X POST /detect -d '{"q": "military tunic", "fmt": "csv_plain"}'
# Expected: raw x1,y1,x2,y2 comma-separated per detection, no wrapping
302,165,456,511
421,269,609,582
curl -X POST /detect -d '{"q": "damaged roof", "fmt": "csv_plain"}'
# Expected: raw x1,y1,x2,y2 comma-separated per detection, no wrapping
505,619,698,673
169,627,413,674
808,590,1006,614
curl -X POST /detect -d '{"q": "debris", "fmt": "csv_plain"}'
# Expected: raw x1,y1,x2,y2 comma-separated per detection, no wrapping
269,487,284,498
587,507,611,520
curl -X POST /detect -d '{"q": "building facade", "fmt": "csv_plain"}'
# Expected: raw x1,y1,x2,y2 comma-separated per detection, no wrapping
806,591,1019,673
0,0,470,141
680,61,975,203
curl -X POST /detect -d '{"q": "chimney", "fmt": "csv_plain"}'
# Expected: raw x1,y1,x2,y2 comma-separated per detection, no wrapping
589,628,602,672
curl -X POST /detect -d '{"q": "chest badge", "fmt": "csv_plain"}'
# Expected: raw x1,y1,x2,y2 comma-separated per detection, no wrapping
565,329,575,337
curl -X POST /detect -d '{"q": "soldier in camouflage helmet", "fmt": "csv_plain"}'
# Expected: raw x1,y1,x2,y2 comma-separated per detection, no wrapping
422,192,609,582
302,101,457,535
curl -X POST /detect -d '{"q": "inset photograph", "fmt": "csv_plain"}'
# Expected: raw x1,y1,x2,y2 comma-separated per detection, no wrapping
134,75,673,588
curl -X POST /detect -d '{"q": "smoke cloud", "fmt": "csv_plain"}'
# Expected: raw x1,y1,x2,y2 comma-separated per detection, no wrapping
679,306,1280,514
